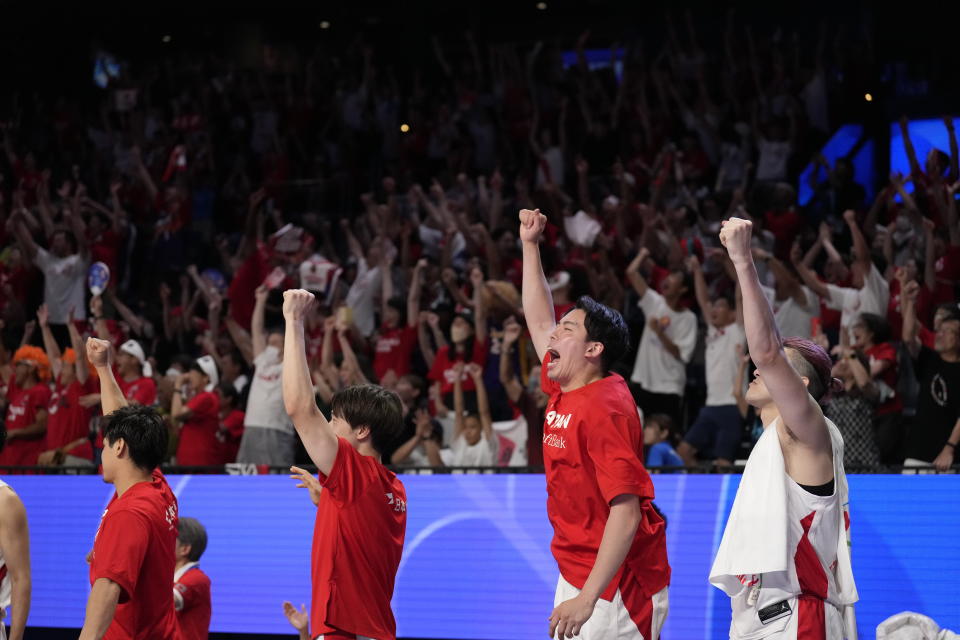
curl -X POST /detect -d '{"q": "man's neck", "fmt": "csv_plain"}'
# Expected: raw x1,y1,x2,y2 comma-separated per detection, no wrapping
941,350,960,363
759,404,781,429
114,468,154,497
175,558,192,571
664,295,683,312
559,368,605,393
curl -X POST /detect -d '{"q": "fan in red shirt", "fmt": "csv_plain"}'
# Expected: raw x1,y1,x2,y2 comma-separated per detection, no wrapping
116,340,158,407
171,356,221,467
519,209,670,640
80,337,180,640
281,289,406,640
173,518,211,640
214,383,245,464
373,259,423,383
0,346,52,469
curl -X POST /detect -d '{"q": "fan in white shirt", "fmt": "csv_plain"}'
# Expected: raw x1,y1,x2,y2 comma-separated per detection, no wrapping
677,255,746,467
753,248,821,339
449,362,498,467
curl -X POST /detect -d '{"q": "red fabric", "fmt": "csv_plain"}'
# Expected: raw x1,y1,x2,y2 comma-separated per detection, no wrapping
218,409,245,464
764,209,806,260
553,302,575,322
90,229,122,275
119,376,158,407
90,469,181,640
176,391,221,466
0,381,52,467
174,566,211,640
373,325,417,381
45,377,94,460
539,353,670,600
865,342,902,415
919,324,936,349
227,243,272,329
428,339,488,395
794,511,828,640
621,573,658,639
933,245,960,306
311,439,406,640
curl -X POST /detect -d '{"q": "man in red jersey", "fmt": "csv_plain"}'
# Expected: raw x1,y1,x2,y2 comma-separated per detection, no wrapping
281,289,406,640
173,517,211,640
79,338,180,640
519,208,670,640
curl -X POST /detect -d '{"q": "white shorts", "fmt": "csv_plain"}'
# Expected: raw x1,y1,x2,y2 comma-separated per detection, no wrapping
553,574,669,640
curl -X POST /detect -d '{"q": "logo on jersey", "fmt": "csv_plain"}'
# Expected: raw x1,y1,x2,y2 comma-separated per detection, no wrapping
165,503,178,531
543,433,566,449
544,411,572,430
386,492,406,513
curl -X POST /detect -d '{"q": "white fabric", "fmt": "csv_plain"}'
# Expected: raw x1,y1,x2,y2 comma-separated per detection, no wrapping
876,611,960,640
492,416,530,466
120,340,153,378
755,139,792,182
762,285,821,339
0,480,9,612
630,289,697,395
195,355,218,391
345,258,383,337
536,146,565,187
553,574,668,640
34,247,87,324
705,322,746,406
449,433,498,466
710,418,858,640
564,211,603,248
243,347,293,434
825,263,889,340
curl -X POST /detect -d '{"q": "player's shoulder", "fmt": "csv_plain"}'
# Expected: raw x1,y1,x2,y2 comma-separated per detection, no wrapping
0,485,26,521
180,566,211,587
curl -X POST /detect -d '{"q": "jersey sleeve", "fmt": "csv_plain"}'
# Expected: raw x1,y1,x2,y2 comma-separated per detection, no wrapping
31,385,52,410
187,392,218,418
91,509,150,602
174,570,209,612
318,437,379,506
584,413,654,504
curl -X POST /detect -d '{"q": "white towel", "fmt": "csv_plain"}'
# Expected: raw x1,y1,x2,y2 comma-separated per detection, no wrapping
709,417,859,638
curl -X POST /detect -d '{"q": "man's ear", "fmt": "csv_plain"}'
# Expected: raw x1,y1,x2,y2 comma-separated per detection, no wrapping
799,375,810,389
113,437,127,459
355,425,372,442
586,342,605,360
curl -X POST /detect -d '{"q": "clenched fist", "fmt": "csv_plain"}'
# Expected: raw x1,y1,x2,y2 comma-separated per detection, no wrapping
282,289,316,321
86,337,112,369
719,217,754,266
518,208,547,244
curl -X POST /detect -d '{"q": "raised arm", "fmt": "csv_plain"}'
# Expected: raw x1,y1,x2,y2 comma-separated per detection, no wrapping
67,319,88,385
86,338,127,414
946,116,959,183
466,363,493,441
761,249,808,306
281,290,338,476
452,363,466,441
790,242,831,300
36,305,63,381
842,209,871,270
105,289,146,337
251,284,269,358
720,218,830,452
625,247,651,299
686,255,711,317
470,267,488,344
498,317,525,404
899,117,923,179
900,280,921,358
519,208,555,361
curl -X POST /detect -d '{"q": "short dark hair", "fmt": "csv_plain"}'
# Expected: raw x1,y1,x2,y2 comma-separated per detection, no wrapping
386,296,407,325
567,296,630,373
102,405,168,471
177,517,208,562
330,384,404,456
50,228,78,253
646,413,675,435
399,373,426,398
217,382,240,407
0,425,6,454
858,312,890,344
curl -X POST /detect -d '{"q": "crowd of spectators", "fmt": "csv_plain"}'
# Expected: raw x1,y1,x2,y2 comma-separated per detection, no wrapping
0,11,957,473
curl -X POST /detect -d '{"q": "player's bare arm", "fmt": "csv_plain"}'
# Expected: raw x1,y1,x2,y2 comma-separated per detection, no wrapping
519,208,555,361
86,338,128,415
720,218,832,469
77,578,122,640
282,289,339,476
0,487,31,640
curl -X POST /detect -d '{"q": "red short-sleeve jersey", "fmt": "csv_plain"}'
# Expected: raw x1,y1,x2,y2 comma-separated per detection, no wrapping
373,325,418,381
119,376,158,407
540,354,671,600
427,339,488,395
866,342,902,415
176,391,221,467
218,409,245,464
311,439,406,640
90,469,180,640
933,245,960,306
46,377,94,460
174,565,211,640
0,381,52,467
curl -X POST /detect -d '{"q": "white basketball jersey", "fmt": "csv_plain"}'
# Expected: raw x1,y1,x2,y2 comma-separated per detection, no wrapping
0,478,11,611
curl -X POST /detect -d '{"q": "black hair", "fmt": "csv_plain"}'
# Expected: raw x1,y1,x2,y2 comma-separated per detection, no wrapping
102,405,168,471
669,269,693,296
386,296,407,325
0,425,6,454
330,384,404,456
177,517,208,562
399,373,426,398
858,312,891,345
567,296,630,373
50,228,78,253
217,382,240,407
646,413,674,434
936,302,960,323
